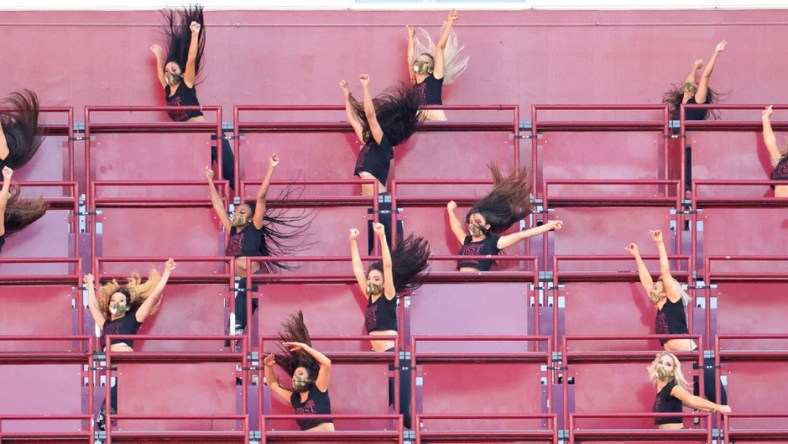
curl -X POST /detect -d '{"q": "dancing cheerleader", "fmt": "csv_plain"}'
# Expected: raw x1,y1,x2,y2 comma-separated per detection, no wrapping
85,259,176,430
150,4,235,188
663,41,727,121
407,9,469,121
447,164,562,271
760,106,788,197
264,311,334,432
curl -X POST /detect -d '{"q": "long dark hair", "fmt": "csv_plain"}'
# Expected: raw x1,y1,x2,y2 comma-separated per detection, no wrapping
348,83,424,146
662,84,720,120
161,4,205,81
3,185,47,236
368,234,431,294
274,311,319,380
245,187,314,273
1,90,43,169
468,164,532,236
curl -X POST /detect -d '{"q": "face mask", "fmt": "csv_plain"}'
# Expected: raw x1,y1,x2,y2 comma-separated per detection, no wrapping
366,281,382,296
292,374,310,391
232,213,249,227
413,61,433,75
656,366,670,381
109,302,127,316
648,290,663,304
165,72,182,86
469,223,486,237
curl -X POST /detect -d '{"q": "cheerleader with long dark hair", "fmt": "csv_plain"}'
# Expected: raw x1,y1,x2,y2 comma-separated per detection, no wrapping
663,41,727,121
0,90,43,170
340,74,423,197
150,4,235,188
447,164,563,271
206,154,311,335
263,311,334,432
0,166,47,252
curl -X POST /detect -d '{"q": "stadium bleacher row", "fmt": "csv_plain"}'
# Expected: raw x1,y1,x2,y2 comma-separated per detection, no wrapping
1,103,786,443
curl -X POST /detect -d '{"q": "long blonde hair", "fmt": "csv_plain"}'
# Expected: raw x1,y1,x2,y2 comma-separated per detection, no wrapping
413,25,469,85
659,276,691,306
96,268,162,316
647,351,691,390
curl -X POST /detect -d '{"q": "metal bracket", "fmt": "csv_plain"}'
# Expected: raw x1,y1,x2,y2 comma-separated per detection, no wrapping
558,429,570,440
403,429,416,441
513,133,537,139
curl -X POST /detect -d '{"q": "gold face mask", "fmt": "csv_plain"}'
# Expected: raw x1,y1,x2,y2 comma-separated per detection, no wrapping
656,366,670,381
413,61,433,75
366,281,382,296
165,72,182,86
232,213,249,227
109,302,127,316
469,223,485,237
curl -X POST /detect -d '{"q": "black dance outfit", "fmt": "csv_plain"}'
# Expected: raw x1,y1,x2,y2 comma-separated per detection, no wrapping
457,235,501,271
354,134,395,188
653,380,683,426
415,74,444,106
225,223,269,329
290,385,332,431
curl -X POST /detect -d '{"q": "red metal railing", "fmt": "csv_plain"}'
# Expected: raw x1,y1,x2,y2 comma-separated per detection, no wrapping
723,413,788,443
262,415,402,443
416,413,558,443
569,412,712,443
0,415,93,440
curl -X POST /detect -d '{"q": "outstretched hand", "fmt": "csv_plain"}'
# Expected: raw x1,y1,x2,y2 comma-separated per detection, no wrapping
406,25,415,39
718,405,732,413
83,273,94,286
269,153,280,167
359,74,370,86
165,258,177,271
550,220,564,230
763,105,774,120
2,166,12,180
150,44,163,57
339,80,349,92
693,58,704,70
349,228,360,241
264,353,276,367
204,165,214,181
447,200,457,212
649,230,663,242
190,21,201,34
625,243,639,256
715,40,727,52
447,9,459,22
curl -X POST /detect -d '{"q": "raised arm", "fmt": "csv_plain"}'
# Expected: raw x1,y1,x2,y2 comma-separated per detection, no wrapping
695,40,726,104
340,80,366,143
671,385,731,413
625,242,656,297
84,273,106,329
263,354,294,403
182,21,201,87
373,222,396,300
406,26,416,83
349,228,369,295
432,9,458,80
446,201,466,244
150,44,167,89
360,74,384,145
253,154,278,230
0,167,11,237
284,342,331,392
651,230,682,303
497,220,563,250
684,59,703,86
205,166,231,232
762,106,784,166
135,259,176,322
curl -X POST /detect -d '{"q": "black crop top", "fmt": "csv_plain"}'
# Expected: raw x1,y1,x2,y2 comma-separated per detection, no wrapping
225,223,269,258
771,157,788,182
290,384,332,431
365,294,398,333
102,314,142,347
674,96,711,122
354,134,395,186
164,83,204,122
457,235,501,271
655,298,689,345
653,380,683,425
415,74,444,105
